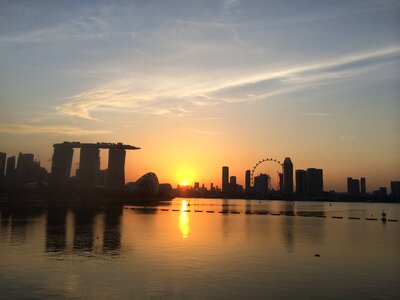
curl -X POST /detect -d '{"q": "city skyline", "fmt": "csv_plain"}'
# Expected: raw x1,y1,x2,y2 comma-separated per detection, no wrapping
0,1,399,191
2,146,400,196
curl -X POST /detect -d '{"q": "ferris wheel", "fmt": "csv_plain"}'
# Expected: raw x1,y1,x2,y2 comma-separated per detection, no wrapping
250,158,283,186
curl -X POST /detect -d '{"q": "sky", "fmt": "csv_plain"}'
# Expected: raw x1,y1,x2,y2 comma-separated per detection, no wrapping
0,0,399,192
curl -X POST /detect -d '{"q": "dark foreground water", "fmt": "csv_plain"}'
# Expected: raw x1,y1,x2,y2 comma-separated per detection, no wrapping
0,199,399,299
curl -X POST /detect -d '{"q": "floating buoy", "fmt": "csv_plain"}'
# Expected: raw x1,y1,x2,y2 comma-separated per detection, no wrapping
381,210,387,222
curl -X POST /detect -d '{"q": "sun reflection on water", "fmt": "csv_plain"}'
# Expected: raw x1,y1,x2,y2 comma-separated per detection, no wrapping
179,200,190,239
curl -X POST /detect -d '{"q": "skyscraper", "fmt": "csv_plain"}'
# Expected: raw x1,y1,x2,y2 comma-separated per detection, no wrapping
254,173,270,196
245,170,251,193
78,147,100,188
279,172,283,192
106,148,126,190
307,168,323,195
295,169,307,195
283,157,293,194
347,177,360,195
0,152,6,178
361,177,366,195
390,181,400,199
222,166,229,193
16,152,35,183
230,176,237,194
51,146,74,187
5,156,16,178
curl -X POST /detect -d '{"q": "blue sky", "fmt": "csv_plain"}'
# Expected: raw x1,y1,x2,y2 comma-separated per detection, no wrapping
0,0,399,190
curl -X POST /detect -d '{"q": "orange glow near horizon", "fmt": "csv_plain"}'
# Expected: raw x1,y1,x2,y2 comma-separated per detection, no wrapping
176,168,196,187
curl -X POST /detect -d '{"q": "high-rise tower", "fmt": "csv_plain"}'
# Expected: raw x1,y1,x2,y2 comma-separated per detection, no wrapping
295,169,307,195
361,177,366,195
78,147,100,188
282,157,293,195
51,146,74,187
106,148,126,189
245,170,251,193
5,156,16,179
0,152,6,178
222,166,229,193
307,168,323,195
16,152,35,183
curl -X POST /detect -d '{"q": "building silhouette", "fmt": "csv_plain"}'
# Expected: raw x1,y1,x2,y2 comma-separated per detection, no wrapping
222,166,229,193
307,168,323,195
390,181,400,199
295,170,307,195
254,173,270,196
283,157,293,194
16,153,35,183
126,172,159,195
194,182,200,190
50,146,74,187
106,148,126,189
245,170,251,193
361,177,366,195
347,177,360,195
279,172,283,192
50,142,140,189
78,147,100,188
230,176,237,194
0,152,6,178
5,156,16,179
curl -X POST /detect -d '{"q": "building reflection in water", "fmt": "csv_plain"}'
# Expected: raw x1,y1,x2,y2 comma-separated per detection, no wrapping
0,208,11,239
280,202,326,252
73,207,95,252
43,206,122,256
46,207,67,252
221,199,230,240
0,206,44,244
103,206,122,253
179,199,189,239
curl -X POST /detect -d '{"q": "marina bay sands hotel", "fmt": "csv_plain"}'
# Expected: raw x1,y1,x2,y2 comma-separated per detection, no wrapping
50,142,140,189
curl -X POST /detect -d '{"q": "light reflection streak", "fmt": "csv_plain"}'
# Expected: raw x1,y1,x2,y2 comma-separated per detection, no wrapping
179,200,190,239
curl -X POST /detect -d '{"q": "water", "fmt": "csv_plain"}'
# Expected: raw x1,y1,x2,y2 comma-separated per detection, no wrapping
1,199,399,299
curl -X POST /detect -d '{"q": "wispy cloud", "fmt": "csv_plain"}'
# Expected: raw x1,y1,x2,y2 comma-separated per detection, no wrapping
58,45,400,120
0,15,117,44
0,123,111,136
205,45,400,103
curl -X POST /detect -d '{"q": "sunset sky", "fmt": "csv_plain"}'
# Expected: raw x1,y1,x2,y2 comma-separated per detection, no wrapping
0,0,399,191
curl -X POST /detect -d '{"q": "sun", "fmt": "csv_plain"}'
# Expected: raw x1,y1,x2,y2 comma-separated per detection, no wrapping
176,168,195,187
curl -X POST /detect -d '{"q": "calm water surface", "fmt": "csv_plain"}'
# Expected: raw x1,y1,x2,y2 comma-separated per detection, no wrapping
0,199,399,299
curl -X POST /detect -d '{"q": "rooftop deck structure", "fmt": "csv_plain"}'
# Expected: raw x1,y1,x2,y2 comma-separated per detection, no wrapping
53,142,140,150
